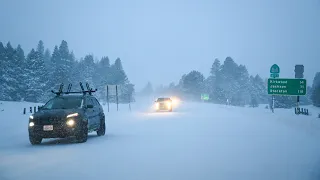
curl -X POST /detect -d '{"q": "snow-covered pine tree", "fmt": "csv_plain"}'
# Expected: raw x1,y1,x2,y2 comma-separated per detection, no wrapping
25,49,47,102
59,40,73,84
0,42,7,100
141,82,153,96
94,56,111,100
110,58,128,85
37,41,44,61
236,65,250,106
81,54,95,87
50,41,74,89
219,57,239,105
44,48,51,69
182,70,205,100
3,42,18,101
13,45,26,101
35,41,50,102
207,58,223,103
110,58,135,102
67,51,79,86
50,45,61,88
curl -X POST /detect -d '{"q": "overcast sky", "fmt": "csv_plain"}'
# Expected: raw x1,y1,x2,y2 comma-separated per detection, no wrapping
1,0,319,91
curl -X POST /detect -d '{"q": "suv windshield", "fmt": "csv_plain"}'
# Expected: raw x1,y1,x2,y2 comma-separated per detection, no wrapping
157,98,171,102
42,96,83,109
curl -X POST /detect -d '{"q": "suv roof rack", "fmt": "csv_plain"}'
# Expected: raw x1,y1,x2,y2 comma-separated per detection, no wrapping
51,82,97,96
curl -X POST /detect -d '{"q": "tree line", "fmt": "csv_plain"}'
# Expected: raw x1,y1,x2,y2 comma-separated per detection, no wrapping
143,57,319,108
0,40,134,103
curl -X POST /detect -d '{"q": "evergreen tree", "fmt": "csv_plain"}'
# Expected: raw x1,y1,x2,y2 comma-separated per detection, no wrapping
3,42,17,101
110,58,128,85
110,58,134,102
13,45,26,100
50,41,74,88
80,54,95,86
50,45,61,88
44,48,51,67
37,40,44,61
235,65,250,106
0,40,135,103
311,72,320,107
219,57,239,105
0,42,7,100
207,58,223,103
250,74,267,105
141,82,153,96
182,70,205,100
25,49,47,102
68,51,78,85
93,56,110,97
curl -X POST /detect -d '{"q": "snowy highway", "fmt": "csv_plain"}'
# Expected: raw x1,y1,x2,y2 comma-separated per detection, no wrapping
1,100,320,180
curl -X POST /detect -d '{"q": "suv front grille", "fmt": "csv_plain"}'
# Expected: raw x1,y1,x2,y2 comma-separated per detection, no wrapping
36,117,65,125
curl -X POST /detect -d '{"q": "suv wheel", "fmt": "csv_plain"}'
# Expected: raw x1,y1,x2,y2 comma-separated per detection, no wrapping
29,135,42,145
76,122,88,143
97,116,106,136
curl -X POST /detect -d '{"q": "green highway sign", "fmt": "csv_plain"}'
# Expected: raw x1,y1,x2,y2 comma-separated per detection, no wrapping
201,94,209,101
270,64,280,73
268,78,307,96
270,73,279,78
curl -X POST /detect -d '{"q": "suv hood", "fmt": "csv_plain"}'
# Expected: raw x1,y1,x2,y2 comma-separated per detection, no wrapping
33,109,83,119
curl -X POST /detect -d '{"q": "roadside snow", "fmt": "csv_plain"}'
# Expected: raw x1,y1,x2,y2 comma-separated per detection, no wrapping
0,100,320,180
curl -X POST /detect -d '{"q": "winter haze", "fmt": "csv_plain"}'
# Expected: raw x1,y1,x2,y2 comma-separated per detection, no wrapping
0,0,319,90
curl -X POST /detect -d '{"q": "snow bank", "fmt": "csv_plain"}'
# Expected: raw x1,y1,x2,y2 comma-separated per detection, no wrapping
1,100,320,180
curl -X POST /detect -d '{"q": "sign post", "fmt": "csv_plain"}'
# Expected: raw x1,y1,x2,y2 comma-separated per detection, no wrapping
105,85,121,112
295,65,304,111
270,64,280,113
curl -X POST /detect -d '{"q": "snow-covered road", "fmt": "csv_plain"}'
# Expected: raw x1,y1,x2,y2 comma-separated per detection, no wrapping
1,101,320,180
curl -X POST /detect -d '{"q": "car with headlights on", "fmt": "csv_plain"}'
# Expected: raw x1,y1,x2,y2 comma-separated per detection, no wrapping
154,97,173,112
28,83,105,145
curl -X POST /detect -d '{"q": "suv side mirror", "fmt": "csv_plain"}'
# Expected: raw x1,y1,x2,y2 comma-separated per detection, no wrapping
86,105,94,109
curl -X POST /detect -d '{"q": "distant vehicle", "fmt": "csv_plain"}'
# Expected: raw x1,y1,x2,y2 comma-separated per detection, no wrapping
28,83,105,145
154,97,173,112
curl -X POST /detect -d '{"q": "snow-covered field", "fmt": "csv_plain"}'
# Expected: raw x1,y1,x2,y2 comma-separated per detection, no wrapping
1,100,320,180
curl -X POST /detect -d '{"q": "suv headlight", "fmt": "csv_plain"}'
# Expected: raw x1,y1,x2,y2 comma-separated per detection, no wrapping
67,113,79,118
66,119,75,127
29,122,35,127
167,102,172,107
29,115,34,120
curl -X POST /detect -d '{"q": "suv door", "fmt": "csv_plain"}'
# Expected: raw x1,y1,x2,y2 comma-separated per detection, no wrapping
90,97,100,129
84,97,95,130
93,97,104,122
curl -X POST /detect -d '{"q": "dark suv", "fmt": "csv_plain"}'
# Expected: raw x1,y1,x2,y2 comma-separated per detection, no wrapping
28,83,105,145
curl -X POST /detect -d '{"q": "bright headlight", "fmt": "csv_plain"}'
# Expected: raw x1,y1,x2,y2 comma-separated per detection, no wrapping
155,102,159,109
66,113,79,118
29,115,34,120
66,119,75,126
167,102,172,107
29,122,35,127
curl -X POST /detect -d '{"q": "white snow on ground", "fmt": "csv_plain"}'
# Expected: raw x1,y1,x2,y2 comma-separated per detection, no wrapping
1,100,320,180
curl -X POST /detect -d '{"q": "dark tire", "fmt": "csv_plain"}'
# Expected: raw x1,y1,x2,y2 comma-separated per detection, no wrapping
29,135,42,145
76,122,88,143
97,117,106,136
